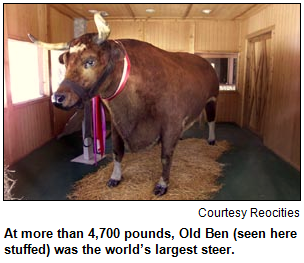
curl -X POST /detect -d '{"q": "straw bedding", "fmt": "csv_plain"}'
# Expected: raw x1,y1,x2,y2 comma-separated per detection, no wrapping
68,138,229,200
4,165,17,200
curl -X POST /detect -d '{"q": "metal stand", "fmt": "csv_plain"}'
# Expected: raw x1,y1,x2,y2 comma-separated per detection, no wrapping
71,120,105,165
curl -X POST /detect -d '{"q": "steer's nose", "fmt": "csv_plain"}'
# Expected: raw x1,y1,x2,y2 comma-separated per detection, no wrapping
52,93,66,104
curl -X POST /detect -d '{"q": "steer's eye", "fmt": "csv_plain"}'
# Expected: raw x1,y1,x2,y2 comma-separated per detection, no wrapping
84,59,96,69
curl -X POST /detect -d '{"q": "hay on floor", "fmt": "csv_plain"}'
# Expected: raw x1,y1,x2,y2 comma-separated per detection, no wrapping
68,138,229,200
4,165,17,200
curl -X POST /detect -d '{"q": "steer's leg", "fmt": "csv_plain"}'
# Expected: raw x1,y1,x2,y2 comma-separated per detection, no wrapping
107,125,124,187
154,128,180,196
205,97,217,145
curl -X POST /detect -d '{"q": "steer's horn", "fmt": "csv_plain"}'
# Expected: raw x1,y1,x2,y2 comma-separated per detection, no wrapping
27,34,70,50
93,11,111,44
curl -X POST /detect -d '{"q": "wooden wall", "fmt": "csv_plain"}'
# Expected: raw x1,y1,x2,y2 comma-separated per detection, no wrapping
48,7,75,136
238,4,300,169
217,92,240,123
4,4,74,165
87,19,240,52
5,4,48,42
88,19,241,124
195,20,240,52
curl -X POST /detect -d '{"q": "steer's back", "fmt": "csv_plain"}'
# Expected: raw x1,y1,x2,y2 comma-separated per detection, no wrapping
119,39,219,121
120,38,218,98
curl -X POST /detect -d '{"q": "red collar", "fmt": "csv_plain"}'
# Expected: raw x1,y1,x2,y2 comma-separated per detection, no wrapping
102,41,131,101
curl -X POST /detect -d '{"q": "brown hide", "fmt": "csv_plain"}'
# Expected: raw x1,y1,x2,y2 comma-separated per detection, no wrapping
103,39,219,151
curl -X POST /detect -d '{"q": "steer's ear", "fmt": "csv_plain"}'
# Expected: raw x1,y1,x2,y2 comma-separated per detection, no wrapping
59,52,69,65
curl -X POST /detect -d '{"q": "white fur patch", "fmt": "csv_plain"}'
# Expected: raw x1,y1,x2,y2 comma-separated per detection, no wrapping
70,43,87,53
206,96,217,103
110,160,122,181
158,177,167,187
208,121,215,142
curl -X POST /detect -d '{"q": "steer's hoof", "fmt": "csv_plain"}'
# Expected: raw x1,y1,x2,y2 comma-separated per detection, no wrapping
153,184,168,196
208,140,216,146
107,179,121,188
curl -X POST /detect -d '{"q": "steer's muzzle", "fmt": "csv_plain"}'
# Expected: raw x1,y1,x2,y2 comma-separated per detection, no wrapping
51,93,68,110
52,93,66,104
51,91,82,111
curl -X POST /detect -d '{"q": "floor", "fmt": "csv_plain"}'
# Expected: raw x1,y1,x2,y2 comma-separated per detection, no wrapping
9,123,301,201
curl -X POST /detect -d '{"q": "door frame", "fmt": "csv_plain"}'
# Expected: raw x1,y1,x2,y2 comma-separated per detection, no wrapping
242,26,275,139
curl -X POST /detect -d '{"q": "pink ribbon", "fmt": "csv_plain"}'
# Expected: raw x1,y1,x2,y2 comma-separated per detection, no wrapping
92,97,97,165
92,96,107,166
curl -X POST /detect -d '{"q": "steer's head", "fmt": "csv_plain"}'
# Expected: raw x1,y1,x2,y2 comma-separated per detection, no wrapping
28,12,111,110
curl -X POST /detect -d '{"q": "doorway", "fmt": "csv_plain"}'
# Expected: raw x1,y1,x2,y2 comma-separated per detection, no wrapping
244,29,273,139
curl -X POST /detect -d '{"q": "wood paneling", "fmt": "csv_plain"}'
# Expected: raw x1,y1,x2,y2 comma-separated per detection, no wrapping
6,4,47,41
4,110,11,165
189,4,268,20
145,20,193,51
10,101,52,161
216,92,239,123
87,20,144,40
51,4,268,20
49,7,76,136
4,99,52,165
4,4,74,164
49,4,85,19
129,4,190,18
195,20,240,52
238,4,300,169
49,7,74,42
4,3,51,165
87,19,240,53
89,19,195,51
